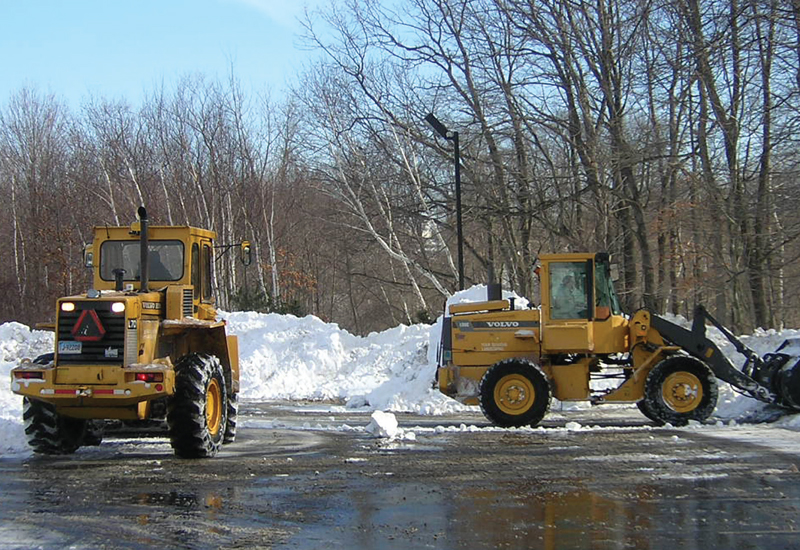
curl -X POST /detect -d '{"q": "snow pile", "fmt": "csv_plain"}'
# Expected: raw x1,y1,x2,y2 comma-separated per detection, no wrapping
224,311,464,414
226,284,523,413
0,323,55,456
365,411,417,441
441,284,531,311
366,410,399,437
364,410,415,441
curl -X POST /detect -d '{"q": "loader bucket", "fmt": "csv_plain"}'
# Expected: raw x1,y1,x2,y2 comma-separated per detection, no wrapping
757,339,800,410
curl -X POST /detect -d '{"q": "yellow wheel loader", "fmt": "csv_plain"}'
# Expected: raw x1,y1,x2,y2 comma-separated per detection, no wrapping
10,208,251,458
437,253,800,427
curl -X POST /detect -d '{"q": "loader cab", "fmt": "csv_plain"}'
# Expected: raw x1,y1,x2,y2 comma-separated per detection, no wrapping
88,223,218,319
539,253,627,354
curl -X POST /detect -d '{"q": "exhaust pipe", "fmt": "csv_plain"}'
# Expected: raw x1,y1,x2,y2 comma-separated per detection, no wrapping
138,206,149,293
487,263,502,301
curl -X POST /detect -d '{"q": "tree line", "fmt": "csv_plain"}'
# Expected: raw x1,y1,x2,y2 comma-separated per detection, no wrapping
2,0,800,334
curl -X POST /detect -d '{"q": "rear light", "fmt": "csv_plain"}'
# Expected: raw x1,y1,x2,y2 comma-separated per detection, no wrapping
14,371,43,380
135,372,163,383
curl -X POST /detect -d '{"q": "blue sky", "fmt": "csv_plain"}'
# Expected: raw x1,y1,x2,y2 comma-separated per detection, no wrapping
0,0,322,107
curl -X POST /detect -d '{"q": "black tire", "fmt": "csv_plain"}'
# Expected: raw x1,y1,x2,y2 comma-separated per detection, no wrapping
167,354,228,458
643,355,718,426
83,420,105,446
636,399,661,423
23,397,86,455
224,392,238,444
479,359,551,427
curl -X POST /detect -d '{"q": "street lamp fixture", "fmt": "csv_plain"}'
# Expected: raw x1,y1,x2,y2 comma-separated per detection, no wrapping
425,113,465,291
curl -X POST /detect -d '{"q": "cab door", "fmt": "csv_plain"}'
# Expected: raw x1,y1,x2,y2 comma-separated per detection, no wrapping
201,241,214,305
191,240,216,319
541,259,595,353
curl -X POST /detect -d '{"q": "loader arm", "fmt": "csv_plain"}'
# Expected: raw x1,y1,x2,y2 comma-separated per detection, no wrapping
649,305,774,402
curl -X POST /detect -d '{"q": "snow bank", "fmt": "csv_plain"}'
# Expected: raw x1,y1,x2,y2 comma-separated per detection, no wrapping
223,311,464,415
0,323,55,456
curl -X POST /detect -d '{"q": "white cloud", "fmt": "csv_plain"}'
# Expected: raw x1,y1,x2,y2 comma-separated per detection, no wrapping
223,0,318,29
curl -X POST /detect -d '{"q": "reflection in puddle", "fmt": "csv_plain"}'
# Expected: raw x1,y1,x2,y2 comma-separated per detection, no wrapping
133,490,225,534
134,491,199,509
281,475,799,550
461,485,652,549
133,491,224,510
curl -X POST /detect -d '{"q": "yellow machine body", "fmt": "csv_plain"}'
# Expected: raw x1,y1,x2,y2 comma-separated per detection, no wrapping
438,253,668,406
11,219,240,422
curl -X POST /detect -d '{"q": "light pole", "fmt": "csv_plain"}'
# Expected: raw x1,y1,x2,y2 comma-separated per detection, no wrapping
425,113,465,290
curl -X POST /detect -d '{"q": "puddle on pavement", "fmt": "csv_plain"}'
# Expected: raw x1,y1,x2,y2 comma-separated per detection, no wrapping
132,490,227,530
276,475,800,550
134,491,201,509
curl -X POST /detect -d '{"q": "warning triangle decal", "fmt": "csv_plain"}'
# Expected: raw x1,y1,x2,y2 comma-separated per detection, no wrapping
71,310,107,342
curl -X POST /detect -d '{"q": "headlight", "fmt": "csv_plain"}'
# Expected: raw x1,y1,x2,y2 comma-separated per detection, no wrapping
60,302,75,312
111,302,126,313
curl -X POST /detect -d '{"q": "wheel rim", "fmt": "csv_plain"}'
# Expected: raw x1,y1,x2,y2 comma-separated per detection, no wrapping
494,374,535,415
662,371,703,413
206,378,222,436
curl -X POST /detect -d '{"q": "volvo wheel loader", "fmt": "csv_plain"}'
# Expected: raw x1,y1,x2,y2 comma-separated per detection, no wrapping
10,207,251,458
437,252,800,427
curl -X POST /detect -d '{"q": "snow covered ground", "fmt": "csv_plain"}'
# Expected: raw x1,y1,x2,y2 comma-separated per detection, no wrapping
2,286,799,457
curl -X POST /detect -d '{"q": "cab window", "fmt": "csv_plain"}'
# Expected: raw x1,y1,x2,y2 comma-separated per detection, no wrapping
202,244,213,300
191,243,200,299
595,259,622,316
550,262,589,319
100,240,184,282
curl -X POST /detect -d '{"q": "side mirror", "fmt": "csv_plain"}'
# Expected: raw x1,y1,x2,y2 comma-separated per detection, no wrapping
610,263,620,283
84,244,94,268
240,241,252,266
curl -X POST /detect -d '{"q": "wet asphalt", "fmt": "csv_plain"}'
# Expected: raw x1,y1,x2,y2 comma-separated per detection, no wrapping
1,403,799,550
